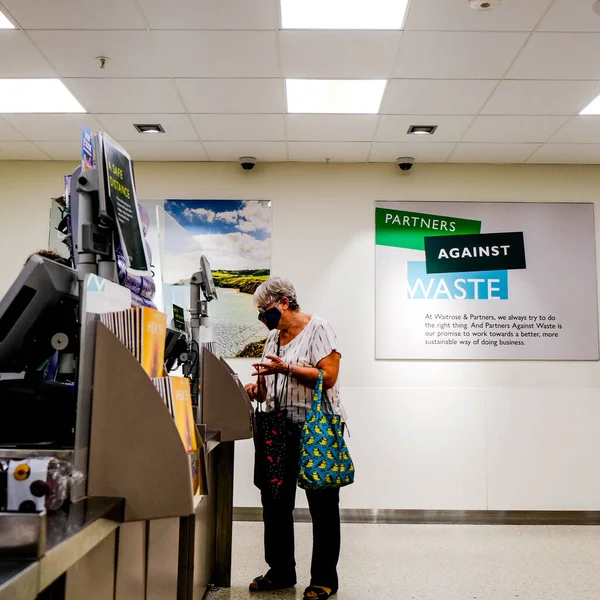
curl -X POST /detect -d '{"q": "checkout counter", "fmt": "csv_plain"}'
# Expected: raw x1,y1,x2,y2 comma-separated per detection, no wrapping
0,135,254,599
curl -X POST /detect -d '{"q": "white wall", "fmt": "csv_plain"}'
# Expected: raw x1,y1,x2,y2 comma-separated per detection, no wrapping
2,160,600,511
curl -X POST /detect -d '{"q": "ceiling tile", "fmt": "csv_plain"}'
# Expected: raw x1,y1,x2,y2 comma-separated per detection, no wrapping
527,144,600,164
538,0,600,33
381,79,497,115
120,142,208,161
2,0,145,29
0,141,49,160
29,31,169,78
369,142,455,163
279,31,401,79
0,31,55,77
138,0,276,29
448,143,540,163
463,116,569,143
481,80,600,116
192,114,285,142
375,115,474,143
0,118,26,141
507,34,600,80
153,31,279,77
405,0,552,31
288,142,370,163
3,114,103,141
547,116,600,144
64,79,185,114
394,32,527,79
203,141,286,162
286,115,378,142
175,79,285,114
34,141,81,161
94,114,198,142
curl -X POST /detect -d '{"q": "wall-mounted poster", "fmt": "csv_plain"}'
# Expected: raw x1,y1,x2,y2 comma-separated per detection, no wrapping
163,200,271,359
375,201,599,360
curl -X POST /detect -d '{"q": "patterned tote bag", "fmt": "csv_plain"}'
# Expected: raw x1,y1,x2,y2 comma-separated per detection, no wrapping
298,370,355,490
253,342,291,500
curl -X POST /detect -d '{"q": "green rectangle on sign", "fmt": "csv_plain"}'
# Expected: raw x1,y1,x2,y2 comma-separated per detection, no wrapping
375,207,482,251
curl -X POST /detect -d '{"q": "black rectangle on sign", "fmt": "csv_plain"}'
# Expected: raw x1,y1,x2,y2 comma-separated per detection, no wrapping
424,231,526,274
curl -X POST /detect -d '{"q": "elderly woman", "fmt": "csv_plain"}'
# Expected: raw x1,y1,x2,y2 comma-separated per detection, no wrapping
245,276,344,600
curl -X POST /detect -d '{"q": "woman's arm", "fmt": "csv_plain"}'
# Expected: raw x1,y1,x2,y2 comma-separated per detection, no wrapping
253,351,340,389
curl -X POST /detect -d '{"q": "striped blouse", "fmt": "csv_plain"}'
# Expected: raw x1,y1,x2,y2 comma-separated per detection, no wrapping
262,316,344,423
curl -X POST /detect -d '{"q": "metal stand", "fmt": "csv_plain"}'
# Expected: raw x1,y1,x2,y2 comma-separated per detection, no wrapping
189,270,214,424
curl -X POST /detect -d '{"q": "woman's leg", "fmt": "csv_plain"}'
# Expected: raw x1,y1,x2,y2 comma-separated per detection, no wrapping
305,487,341,592
260,423,301,584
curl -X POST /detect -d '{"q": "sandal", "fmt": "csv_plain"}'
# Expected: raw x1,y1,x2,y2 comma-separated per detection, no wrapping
249,574,296,593
303,585,337,599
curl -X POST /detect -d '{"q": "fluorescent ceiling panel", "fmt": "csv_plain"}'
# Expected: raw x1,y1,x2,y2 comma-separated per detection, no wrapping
0,11,14,28
0,79,86,113
580,94,600,115
280,0,410,29
286,79,387,114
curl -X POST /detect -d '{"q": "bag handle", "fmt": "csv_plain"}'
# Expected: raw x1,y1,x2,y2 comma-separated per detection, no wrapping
312,369,335,415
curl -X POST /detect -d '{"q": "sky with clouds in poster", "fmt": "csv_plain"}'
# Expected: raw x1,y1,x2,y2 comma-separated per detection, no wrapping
164,200,271,276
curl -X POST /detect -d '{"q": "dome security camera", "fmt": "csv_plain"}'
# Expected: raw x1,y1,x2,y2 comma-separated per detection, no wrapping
239,157,257,171
469,0,502,9
396,157,415,171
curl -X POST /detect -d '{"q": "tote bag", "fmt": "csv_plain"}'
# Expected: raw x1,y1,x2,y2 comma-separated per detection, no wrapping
252,341,290,500
298,370,355,490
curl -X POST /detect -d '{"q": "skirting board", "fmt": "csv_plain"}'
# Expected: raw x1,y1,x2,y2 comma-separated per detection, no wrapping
234,508,600,526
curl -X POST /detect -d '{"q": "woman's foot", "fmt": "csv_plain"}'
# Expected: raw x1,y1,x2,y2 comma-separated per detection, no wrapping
249,574,296,593
303,585,337,599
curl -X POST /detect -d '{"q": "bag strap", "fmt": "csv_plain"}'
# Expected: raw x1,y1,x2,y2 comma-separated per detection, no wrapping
273,335,290,410
312,369,335,415
273,335,281,407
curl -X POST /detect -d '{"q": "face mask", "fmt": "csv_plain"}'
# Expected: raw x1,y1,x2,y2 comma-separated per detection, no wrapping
258,306,282,330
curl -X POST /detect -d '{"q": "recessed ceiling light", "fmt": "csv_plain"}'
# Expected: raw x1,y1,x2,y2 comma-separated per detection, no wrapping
407,125,438,136
0,10,14,28
0,79,85,113
280,0,410,29
580,93,600,115
134,124,165,134
286,79,387,114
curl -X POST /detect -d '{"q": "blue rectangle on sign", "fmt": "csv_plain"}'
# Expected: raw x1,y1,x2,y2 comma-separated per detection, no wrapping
82,125,94,171
407,261,508,300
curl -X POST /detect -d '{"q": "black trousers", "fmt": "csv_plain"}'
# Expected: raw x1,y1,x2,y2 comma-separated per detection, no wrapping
261,422,341,591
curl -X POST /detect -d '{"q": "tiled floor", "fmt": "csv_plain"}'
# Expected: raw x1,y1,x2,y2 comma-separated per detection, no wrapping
207,521,600,600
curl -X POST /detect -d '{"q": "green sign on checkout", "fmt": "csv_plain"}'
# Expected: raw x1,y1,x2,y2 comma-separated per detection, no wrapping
375,207,482,251
173,304,186,332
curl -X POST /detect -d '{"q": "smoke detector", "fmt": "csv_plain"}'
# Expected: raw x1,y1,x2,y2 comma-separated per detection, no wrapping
469,0,502,9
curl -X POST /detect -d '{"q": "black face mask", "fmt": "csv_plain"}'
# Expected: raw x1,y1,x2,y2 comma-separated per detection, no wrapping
258,306,282,331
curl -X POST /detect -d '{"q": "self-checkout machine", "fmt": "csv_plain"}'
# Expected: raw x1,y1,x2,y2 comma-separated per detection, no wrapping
0,129,253,599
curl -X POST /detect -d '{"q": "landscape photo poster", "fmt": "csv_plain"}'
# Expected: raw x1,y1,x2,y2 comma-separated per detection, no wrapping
375,201,599,360
163,200,271,358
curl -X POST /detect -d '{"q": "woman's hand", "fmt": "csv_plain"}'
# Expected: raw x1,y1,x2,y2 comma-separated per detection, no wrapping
244,382,259,400
252,354,288,377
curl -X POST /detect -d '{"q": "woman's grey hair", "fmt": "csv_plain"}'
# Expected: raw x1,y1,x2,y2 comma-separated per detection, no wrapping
254,277,300,311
